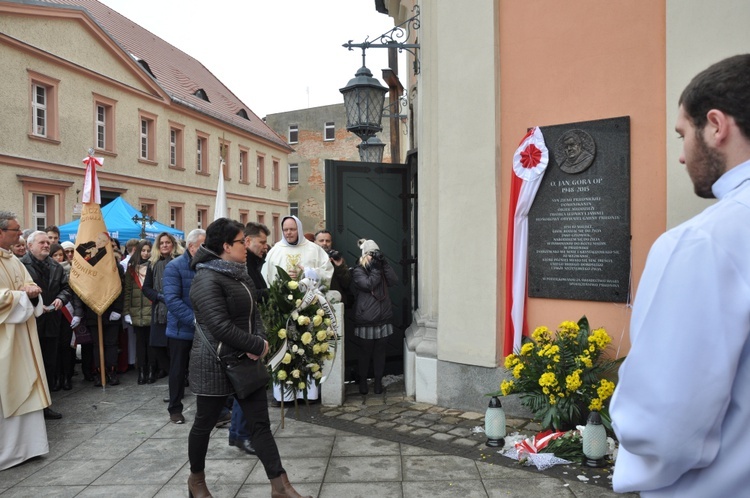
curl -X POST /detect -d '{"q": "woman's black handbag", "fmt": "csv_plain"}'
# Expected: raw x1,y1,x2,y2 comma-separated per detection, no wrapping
194,321,270,399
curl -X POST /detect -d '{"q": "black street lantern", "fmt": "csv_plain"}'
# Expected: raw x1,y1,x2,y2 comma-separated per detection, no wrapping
357,135,387,163
340,64,388,141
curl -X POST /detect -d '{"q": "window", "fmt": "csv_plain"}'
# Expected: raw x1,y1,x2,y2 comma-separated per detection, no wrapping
196,132,209,173
288,124,298,144
289,202,299,218
324,121,335,141
219,140,231,179
138,110,157,163
239,148,249,183
28,71,59,141
257,212,265,225
32,194,48,230
272,214,280,243
256,154,265,187
33,86,47,137
139,200,156,219
272,159,280,190
288,163,299,184
239,210,249,225
18,176,71,229
169,203,184,230
93,94,116,153
169,122,185,169
196,207,208,229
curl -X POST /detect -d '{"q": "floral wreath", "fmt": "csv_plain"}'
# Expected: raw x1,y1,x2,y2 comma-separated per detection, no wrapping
260,266,339,401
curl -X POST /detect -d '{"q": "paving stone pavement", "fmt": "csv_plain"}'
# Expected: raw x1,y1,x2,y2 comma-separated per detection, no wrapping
0,370,638,497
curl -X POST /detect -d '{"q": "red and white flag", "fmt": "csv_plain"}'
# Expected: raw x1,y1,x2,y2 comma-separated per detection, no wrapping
504,127,548,357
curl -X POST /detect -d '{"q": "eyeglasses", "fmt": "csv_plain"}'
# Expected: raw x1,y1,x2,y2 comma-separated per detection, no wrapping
1,227,21,232
64,249,75,253
230,238,245,245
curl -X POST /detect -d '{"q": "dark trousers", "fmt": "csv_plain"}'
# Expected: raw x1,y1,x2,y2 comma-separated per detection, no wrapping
152,346,170,373
56,322,74,380
39,335,58,387
229,398,251,441
91,323,119,370
189,390,284,479
134,326,155,369
167,338,192,415
81,343,94,379
358,336,388,382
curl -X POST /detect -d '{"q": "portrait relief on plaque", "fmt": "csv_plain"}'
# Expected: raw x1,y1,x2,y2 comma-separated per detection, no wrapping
555,129,596,174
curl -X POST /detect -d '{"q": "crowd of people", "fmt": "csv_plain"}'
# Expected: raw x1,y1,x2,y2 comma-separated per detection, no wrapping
0,210,397,498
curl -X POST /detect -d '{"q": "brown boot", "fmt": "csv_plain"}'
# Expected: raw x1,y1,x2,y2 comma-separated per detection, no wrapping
187,471,212,498
270,473,311,498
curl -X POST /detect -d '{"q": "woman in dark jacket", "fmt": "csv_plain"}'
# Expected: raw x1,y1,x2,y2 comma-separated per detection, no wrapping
142,232,183,380
186,218,310,498
123,239,154,384
351,238,398,395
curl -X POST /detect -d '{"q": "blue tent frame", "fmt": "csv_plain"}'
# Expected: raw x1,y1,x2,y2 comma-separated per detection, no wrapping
58,197,184,243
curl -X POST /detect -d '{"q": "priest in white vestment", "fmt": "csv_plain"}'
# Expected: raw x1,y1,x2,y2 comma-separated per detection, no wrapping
263,215,333,403
0,211,50,470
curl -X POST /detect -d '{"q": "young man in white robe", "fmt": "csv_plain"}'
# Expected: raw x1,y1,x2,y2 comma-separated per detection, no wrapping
0,211,50,470
611,54,750,497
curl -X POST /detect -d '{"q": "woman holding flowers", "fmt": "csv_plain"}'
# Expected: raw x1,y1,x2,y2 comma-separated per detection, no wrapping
187,218,310,498
351,238,398,395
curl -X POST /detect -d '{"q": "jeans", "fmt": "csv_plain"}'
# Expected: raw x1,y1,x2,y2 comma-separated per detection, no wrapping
228,398,251,441
189,390,284,479
167,338,192,415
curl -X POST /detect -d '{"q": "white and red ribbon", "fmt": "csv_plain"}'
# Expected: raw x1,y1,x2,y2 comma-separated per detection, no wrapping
81,154,103,204
504,127,548,356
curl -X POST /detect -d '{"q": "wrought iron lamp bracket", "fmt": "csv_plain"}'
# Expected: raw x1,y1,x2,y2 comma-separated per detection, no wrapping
343,5,421,74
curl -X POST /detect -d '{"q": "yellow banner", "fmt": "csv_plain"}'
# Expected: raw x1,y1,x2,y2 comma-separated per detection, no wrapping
69,203,122,315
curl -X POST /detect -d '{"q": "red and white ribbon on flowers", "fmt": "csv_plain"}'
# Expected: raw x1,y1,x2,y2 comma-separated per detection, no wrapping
515,430,565,456
81,154,103,204
504,127,548,356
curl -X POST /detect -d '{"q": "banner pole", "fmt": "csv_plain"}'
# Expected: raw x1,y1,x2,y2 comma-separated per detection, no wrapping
98,314,106,388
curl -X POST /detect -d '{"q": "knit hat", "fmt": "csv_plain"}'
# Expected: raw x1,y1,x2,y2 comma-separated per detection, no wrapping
61,241,75,250
358,238,380,256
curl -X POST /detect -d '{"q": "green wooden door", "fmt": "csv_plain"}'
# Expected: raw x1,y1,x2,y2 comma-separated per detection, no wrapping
325,159,416,380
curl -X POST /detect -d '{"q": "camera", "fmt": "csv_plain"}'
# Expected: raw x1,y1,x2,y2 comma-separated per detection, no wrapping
327,249,342,262
370,250,385,262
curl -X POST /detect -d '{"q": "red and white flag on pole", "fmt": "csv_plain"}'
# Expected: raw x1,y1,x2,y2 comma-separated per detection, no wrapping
504,127,548,357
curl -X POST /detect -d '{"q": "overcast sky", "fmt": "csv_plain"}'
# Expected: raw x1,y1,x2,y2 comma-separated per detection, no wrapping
98,0,400,118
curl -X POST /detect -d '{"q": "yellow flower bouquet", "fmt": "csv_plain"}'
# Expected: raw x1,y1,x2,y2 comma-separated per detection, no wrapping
492,316,623,430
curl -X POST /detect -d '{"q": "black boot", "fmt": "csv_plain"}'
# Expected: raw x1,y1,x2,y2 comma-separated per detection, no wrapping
62,376,72,390
147,365,157,384
93,368,103,387
51,375,61,392
137,367,147,385
107,367,120,386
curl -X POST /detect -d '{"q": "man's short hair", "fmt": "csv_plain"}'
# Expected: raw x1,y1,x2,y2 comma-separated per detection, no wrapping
0,211,16,230
125,238,140,251
26,230,46,246
244,222,270,238
314,230,331,239
44,225,60,236
186,228,206,246
679,54,750,138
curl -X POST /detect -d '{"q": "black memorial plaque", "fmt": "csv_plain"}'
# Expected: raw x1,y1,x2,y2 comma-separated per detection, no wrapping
527,116,630,302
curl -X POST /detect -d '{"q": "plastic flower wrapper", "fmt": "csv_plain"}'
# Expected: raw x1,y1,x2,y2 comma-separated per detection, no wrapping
501,430,575,471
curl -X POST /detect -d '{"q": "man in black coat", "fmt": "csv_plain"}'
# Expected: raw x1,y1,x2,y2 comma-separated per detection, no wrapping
21,231,72,419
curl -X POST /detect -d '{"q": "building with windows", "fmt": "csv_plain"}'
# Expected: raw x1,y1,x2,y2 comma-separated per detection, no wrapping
0,0,292,241
265,103,391,232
